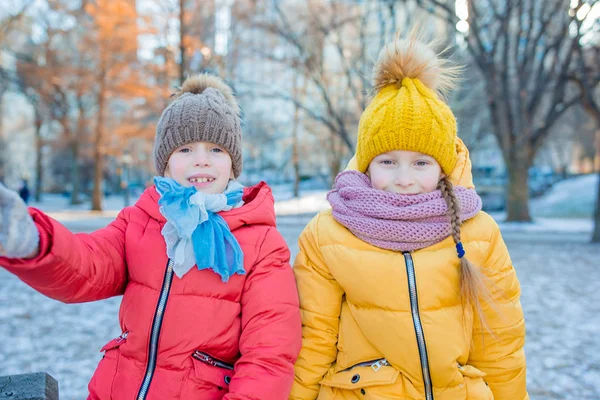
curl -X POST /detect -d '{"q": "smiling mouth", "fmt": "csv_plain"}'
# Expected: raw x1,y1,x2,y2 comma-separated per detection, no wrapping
189,177,215,183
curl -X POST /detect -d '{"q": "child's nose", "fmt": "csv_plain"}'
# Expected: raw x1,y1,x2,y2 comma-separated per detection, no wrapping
193,150,211,166
395,172,414,187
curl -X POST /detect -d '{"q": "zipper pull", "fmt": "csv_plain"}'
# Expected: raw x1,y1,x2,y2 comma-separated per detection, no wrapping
371,359,390,372
116,331,129,344
193,351,235,370
193,351,214,366
371,360,383,372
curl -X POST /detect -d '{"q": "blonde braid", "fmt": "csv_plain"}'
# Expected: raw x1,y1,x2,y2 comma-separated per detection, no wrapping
439,177,493,340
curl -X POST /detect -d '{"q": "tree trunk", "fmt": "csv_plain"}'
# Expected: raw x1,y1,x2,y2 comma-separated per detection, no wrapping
505,147,532,222
0,86,5,181
92,72,106,211
69,139,81,205
179,0,186,85
34,110,43,202
0,52,4,180
292,73,301,198
592,171,600,243
327,134,344,188
59,115,82,205
592,127,600,243
292,121,300,198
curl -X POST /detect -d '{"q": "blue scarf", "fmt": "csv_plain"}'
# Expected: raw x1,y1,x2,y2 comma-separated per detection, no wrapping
154,177,245,282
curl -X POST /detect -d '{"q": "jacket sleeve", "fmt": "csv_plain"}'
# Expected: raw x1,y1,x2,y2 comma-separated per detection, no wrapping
468,220,529,400
0,207,128,303
289,214,344,400
225,227,302,400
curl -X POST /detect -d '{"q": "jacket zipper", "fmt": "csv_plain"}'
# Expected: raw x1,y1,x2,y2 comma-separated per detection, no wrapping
136,259,175,400
193,351,235,370
341,358,391,372
403,252,434,400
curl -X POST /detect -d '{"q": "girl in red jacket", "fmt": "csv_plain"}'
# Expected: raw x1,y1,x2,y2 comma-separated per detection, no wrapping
0,75,302,400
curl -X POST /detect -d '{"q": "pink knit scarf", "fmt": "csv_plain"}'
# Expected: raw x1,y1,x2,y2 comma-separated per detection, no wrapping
327,171,482,252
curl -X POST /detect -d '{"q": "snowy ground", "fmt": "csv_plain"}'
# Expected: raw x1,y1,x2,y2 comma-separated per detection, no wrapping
1,176,599,399
530,174,598,219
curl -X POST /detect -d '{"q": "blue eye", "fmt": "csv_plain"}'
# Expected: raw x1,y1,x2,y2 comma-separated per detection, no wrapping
211,147,223,153
380,160,394,165
179,147,191,153
415,161,430,167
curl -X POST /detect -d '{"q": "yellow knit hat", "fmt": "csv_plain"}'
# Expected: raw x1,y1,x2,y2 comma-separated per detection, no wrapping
356,34,461,175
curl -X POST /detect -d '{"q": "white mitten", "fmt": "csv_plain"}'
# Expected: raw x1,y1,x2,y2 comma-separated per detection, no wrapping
0,182,39,258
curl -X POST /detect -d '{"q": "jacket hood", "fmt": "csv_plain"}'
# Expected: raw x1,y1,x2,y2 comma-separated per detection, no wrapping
134,181,277,230
344,137,474,189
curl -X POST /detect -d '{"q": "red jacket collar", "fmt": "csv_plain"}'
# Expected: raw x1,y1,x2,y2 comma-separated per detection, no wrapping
134,181,277,230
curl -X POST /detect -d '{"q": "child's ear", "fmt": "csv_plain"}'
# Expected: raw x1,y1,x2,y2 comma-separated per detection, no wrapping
229,170,235,180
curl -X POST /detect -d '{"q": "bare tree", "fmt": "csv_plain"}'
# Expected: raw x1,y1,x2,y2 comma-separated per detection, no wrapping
290,70,306,197
568,19,600,241
151,0,219,82
15,2,99,205
0,0,34,181
235,0,385,183
83,0,149,210
412,0,600,221
179,0,187,84
14,67,48,202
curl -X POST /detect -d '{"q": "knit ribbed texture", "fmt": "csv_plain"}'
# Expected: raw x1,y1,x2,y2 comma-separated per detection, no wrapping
153,84,242,178
356,77,457,175
327,171,481,252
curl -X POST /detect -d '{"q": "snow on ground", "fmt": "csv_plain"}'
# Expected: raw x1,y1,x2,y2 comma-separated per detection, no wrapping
530,174,598,219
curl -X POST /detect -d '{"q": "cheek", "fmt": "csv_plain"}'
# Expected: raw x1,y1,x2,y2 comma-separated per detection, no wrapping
216,156,233,176
421,171,442,191
368,168,389,190
165,160,184,176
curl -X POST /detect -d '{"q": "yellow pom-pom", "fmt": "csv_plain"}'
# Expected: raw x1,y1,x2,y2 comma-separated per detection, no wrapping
372,29,461,98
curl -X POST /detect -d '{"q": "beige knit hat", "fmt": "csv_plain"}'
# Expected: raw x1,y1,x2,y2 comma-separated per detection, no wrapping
153,74,243,178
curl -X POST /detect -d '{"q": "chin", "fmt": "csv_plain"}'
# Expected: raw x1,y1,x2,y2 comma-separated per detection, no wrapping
199,185,228,194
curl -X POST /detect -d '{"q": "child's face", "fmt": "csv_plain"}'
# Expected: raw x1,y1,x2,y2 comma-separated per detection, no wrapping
164,141,234,194
367,150,443,195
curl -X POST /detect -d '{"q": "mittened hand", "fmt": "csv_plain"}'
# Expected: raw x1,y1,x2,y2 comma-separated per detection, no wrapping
0,182,40,259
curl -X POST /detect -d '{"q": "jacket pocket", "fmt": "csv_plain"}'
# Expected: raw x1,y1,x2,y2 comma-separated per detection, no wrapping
188,351,234,390
88,332,128,399
458,364,494,400
180,351,234,400
319,365,403,399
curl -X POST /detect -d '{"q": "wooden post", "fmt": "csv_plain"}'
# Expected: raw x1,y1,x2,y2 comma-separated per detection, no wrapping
0,372,58,400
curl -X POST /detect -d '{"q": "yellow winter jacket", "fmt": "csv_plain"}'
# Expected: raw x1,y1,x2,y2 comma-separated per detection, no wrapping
291,140,528,400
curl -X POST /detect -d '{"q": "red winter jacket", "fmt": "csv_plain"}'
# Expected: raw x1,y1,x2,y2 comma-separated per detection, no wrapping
0,182,302,400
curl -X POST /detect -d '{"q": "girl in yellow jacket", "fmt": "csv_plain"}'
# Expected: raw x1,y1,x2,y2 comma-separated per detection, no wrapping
291,34,528,400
